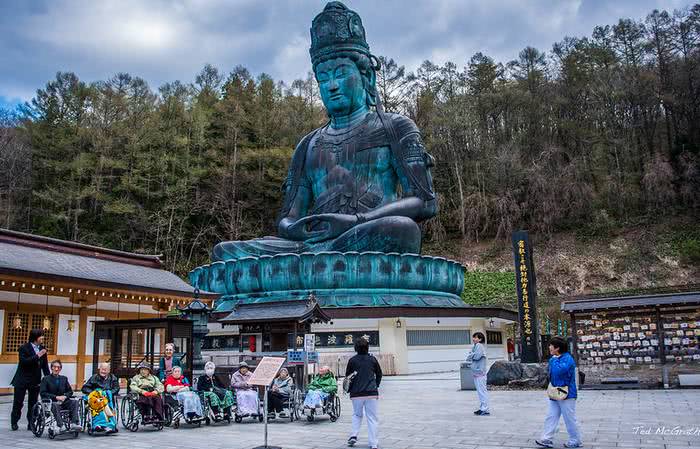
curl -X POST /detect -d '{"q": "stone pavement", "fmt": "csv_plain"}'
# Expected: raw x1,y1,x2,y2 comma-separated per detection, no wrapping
0,373,698,449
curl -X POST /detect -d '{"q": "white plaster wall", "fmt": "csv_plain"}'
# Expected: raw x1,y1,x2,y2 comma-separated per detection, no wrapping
60,363,77,386
407,346,470,373
407,343,507,374
85,316,105,356
312,318,380,332
85,364,94,382
0,363,16,388
57,314,80,355
405,317,473,328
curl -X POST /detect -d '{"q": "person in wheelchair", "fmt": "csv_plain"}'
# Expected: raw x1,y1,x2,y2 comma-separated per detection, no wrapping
231,362,259,417
303,366,337,410
197,361,234,420
267,368,292,419
81,362,119,433
40,359,81,432
164,366,203,422
129,362,165,423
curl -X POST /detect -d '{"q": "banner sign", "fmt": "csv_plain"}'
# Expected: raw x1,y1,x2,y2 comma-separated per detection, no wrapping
289,331,379,348
512,230,541,363
304,334,316,352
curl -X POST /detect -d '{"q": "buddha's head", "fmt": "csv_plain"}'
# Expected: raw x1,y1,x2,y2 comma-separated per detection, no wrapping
310,2,379,118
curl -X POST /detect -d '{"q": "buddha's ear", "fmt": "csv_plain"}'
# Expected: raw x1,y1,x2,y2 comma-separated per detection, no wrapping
364,67,378,108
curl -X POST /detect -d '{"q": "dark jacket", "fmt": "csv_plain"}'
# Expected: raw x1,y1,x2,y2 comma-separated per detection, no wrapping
40,374,73,401
11,342,50,387
345,354,382,399
196,374,226,392
82,373,120,396
158,356,183,381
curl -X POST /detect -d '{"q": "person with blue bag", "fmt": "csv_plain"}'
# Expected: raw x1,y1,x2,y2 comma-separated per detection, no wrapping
536,336,582,448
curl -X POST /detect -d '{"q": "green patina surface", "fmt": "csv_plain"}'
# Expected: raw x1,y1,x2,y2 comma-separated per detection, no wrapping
195,2,465,311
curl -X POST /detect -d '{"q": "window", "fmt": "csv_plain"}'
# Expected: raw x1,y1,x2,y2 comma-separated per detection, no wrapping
407,330,471,346
3,312,56,353
486,331,503,345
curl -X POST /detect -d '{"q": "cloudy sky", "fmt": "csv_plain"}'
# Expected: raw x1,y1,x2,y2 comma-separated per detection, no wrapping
0,0,694,109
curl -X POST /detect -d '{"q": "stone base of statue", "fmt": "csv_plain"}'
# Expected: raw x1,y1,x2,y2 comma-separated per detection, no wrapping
189,252,466,313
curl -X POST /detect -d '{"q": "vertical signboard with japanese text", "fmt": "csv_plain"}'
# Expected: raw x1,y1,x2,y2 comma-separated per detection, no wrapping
512,230,541,363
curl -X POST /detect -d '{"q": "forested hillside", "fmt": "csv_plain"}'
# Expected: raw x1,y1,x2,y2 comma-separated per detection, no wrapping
0,5,699,283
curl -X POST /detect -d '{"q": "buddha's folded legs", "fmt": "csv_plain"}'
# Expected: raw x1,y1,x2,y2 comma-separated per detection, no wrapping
211,216,421,262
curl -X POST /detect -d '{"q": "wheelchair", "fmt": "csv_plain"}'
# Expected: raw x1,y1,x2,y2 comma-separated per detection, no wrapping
79,393,120,435
119,391,166,432
232,387,264,423
31,399,81,439
267,384,302,422
164,391,209,428
199,390,233,425
297,389,341,422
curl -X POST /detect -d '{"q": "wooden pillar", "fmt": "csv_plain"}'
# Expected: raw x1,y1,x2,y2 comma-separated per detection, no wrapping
76,307,89,388
570,312,578,364
656,307,666,364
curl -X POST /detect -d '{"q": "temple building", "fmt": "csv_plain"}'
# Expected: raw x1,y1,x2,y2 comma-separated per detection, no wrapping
0,229,213,392
203,300,517,375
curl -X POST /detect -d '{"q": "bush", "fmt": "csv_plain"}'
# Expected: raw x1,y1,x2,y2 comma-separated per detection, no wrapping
678,238,700,264
461,271,517,306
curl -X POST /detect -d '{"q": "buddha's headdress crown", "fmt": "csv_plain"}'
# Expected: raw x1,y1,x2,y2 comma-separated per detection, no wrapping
310,2,370,67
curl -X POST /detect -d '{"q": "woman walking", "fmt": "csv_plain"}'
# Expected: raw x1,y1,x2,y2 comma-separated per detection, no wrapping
536,336,582,448
346,337,382,449
466,332,489,415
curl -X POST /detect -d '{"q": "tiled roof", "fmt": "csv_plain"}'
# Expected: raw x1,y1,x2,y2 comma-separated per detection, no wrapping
0,228,205,297
561,291,700,312
219,300,330,324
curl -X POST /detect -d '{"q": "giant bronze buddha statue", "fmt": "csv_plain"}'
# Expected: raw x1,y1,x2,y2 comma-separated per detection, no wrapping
211,1,437,262
193,2,464,310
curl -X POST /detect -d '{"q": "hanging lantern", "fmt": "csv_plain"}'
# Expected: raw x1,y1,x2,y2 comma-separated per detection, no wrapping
42,316,51,330
43,291,50,330
13,287,22,329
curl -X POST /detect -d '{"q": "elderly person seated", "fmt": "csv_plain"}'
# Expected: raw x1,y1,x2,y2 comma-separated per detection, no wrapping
196,361,234,420
40,359,81,432
164,366,203,420
81,362,120,433
267,368,292,419
231,362,259,416
304,366,337,409
129,362,164,422
158,343,183,381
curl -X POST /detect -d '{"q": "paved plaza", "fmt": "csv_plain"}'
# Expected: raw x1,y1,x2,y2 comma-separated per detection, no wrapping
0,373,698,449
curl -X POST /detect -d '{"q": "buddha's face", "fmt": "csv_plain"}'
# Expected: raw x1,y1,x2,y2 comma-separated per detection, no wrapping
316,57,367,118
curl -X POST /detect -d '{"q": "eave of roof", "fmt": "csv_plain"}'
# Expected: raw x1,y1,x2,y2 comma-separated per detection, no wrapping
324,305,518,321
219,301,331,324
0,229,218,299
0,228,163,267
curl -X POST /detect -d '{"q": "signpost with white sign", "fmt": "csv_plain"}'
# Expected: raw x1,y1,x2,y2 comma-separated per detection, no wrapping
303,334,315,389
250,357,285,449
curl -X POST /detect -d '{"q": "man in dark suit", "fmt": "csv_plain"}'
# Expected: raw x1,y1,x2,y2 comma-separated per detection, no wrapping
10,328,50,431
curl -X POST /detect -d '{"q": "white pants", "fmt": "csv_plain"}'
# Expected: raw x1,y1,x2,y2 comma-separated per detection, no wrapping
351,398,378,448
474,375,489,412
541,399,582,445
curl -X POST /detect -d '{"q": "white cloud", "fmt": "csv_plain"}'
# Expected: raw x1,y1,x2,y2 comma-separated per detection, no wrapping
0,0,695,101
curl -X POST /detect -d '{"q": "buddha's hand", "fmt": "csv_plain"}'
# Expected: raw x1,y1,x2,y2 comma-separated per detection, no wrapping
289,213,359,243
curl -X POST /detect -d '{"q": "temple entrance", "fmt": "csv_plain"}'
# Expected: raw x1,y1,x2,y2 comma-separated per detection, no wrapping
93,317,193,382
